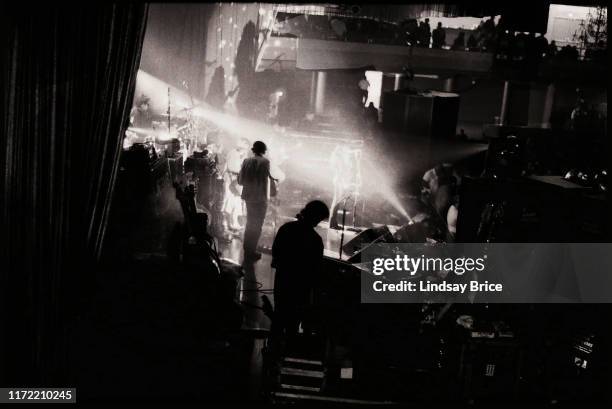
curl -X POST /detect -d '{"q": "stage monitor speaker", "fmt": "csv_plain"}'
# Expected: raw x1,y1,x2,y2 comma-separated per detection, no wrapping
431,92,460,138
342,225,393,258
342,225,396,263
394,219,446,243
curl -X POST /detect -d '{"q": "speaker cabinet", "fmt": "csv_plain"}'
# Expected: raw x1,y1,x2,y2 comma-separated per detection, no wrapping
382,90,459,138
458,338,522,401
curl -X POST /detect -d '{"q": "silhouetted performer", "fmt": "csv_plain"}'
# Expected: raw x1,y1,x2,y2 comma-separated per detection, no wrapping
238,141,273,261
271,200,330,340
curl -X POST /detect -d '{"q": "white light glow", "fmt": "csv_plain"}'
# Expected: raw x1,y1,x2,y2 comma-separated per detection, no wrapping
133,70,194,113
187,105,412,223
132,68,414,226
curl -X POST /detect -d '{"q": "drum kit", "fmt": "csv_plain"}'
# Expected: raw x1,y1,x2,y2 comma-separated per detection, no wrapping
125,83,220,160
124,112,218,160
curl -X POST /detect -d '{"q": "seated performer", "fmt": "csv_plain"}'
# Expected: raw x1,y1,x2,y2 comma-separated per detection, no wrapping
421,163,460,240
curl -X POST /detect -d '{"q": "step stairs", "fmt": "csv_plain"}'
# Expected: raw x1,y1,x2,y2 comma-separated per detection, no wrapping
269,335,394,404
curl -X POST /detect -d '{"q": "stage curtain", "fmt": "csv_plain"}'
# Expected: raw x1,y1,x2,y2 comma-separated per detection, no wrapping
0,3,148,384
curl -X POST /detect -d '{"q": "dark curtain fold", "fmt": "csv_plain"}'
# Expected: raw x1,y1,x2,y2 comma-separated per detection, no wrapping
0,2,148,384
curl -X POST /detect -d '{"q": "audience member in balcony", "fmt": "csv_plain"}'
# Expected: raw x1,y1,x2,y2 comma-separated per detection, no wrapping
546,40,558,58
417,20,431,47
496,31,511,59
535,33,549,58
481,15,496,35
503,31,517,59
432,22,446,49
513,32,527,60
523,33,545,73
558,44,579,61
451,31,466,51
417,21,424,46
524,33,539,61
588,40,607,63
401,18,419,46
473,16,493,48
495,15,506,34
422,18,432,47
483,31,498,52
467,33,478,51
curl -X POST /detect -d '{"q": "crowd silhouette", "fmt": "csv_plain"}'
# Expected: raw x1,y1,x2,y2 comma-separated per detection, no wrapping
272,12,606,65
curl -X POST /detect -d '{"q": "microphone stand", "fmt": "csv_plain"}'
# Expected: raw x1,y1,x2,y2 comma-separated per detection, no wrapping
338,194,351,261
167,87,171,133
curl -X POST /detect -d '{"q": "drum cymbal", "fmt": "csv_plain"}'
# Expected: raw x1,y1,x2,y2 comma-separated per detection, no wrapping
126,126,155,137
150,113,188,125
126,126,178,141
